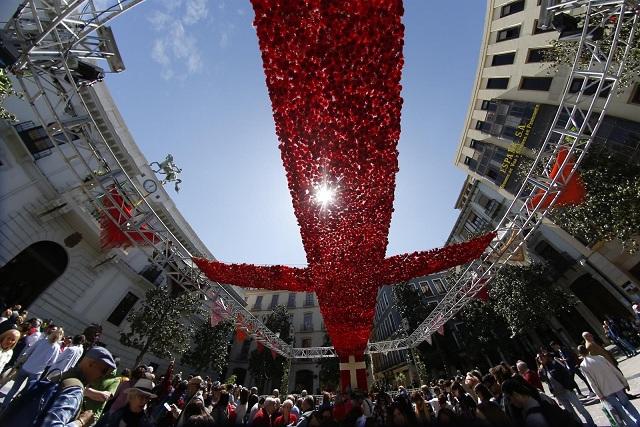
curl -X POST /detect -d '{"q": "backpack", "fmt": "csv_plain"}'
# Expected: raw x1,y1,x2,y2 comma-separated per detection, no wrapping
527,400,582,427
0,375,84,425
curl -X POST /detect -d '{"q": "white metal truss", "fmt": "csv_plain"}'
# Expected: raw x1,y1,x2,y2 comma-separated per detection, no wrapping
3,0,292,358
5,0,637,361
405,0,640,348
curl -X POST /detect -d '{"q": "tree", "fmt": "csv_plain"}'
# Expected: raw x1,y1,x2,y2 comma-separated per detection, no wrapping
181,319,234,375
247,305,291,393
120,287,204,367
0,68,19,122
318,334,339,391
543,17,640,91
553,153,640,252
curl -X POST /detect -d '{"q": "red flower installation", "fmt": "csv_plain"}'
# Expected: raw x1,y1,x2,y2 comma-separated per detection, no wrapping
100,187,158,250
194,0,494,390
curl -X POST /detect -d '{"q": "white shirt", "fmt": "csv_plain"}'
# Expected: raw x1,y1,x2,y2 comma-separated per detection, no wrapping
0,348,13,373
24,331,43,348
580,354,628,398
49,344,83,374
21,339,59,375
248,403,260,424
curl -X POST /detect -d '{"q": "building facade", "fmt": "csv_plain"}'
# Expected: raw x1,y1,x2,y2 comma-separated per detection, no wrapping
449,1,640,344
226,289,325,393
0,74,244,372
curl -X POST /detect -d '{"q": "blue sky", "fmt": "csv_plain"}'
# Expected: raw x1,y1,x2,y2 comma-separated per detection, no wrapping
84,1,486,265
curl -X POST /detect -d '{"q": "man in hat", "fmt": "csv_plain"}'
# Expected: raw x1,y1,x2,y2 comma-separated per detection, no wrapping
2,346,117,426
170,376,204,426
94,377,156,427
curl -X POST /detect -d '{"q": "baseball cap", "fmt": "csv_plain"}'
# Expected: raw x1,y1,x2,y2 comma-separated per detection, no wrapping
85,346,117,369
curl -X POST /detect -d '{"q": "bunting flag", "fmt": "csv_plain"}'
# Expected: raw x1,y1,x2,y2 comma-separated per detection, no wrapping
271,349,278,359
528,148,586,211
475,286,490,302
425,335,432,346
256,342,264,353
437,325,445,336
99,186,158,250
194,1,494,390
235,328,247,342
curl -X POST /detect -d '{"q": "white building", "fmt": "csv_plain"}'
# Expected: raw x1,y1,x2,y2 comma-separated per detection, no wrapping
0,75,244,371
227,289,325,393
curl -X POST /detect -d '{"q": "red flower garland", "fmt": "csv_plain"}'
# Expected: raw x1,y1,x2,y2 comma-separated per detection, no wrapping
195,0,494,359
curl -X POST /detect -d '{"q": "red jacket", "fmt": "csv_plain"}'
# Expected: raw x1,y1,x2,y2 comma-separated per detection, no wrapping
523,369,544,391
274,413,297,427
252,408,273,427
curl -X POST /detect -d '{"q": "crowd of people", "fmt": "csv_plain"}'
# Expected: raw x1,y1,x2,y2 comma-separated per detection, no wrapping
0,304,639,426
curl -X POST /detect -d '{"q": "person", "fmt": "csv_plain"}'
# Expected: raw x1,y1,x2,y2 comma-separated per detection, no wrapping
465,370,482,403
582,331,618,367
475,390,511,427
108,365,149,415
502,378,570,427
295,396,315,427
451,382,476,419
274,399,298,426
0,328,20,373
49,334,85,375
1,345,116,426
578,344,640,426
517,360,544,391
234,387,250,425
253,396,276,427
604,320,637,357
411,391,432,425
549,341,593,396
83,360,124,423
1,327,63,409
538,352,596,427
172,376,205,427
210,389,233,426
95,377,156,427
185,414,216,427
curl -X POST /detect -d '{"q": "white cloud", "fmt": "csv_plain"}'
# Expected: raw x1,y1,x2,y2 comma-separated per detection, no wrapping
147,0,210,79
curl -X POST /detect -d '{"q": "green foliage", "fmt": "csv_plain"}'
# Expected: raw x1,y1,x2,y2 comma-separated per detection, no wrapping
542,17,640,91
181,319,234,375
120,287,204,367
247,305,291,393
318,334,339,391
553,153,640,252
461,263,575,336
393,284,432,330
225,374,237,385
0,68,19,122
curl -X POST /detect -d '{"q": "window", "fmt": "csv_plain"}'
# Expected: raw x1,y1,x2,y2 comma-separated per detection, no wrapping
500,0,525,17
526,47,551,63
532,19,555,34
496,25,521,42
107,292,139,326
382,291,389,308
303,313,313,331
240,339,252,358
419,281,433,297
486,78,509,89
631,84,640,105
470,139,480,149
304,292,314,306
15,123,76,159
464,156,473,165
287,293,296,308
475,120,485,130
253,295,263,310
269,294,279,309
569,78,611,97
520,76,553,91
302,338,312,348
432,278,446,294
491,52,516,66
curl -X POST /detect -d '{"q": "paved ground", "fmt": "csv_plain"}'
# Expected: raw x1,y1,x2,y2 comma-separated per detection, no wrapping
554,351,640,426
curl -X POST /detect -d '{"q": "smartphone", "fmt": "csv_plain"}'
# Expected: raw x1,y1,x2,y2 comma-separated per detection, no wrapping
164,403,172,411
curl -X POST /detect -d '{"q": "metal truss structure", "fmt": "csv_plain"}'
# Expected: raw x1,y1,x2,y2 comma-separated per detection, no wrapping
3,0,291,358
3,0,638,360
